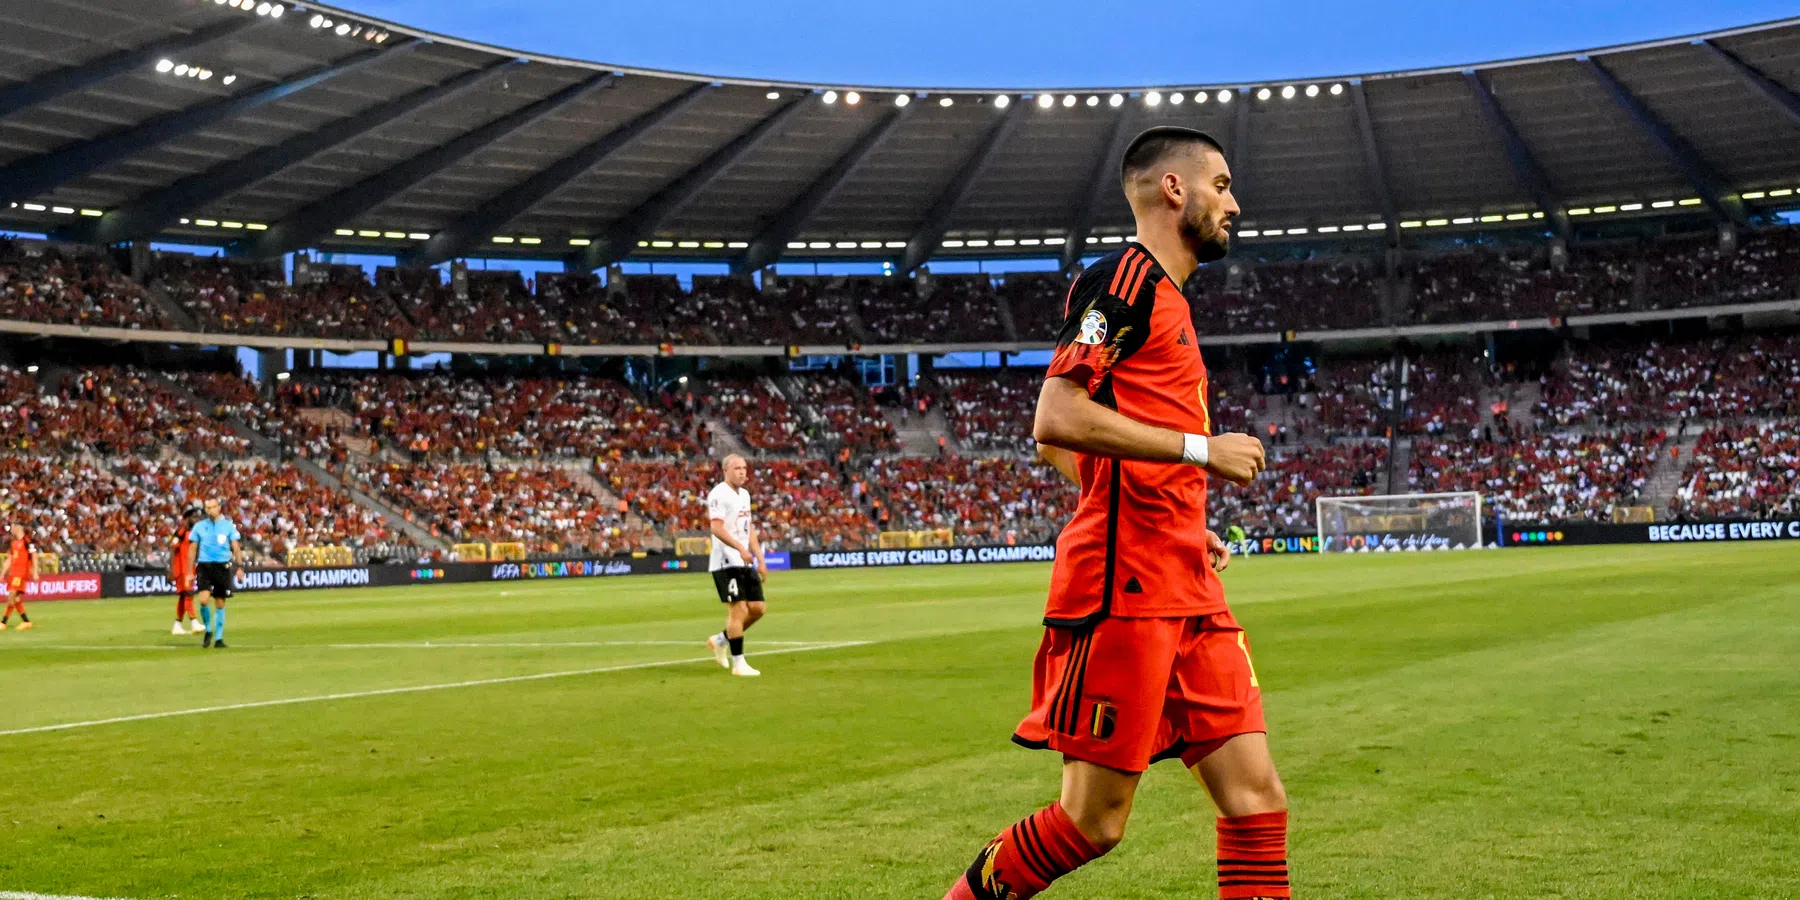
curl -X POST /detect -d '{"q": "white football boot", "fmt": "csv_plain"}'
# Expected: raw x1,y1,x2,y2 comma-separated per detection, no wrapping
730,657,760,677
707,633,731,669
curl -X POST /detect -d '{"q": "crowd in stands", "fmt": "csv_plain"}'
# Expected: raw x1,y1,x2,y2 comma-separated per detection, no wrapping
1409,429,1666,524
346,461,652,556
1535,334,1800,428
866,455,1073,544
161,256,403,340
0,367,249,457
1209,443,1389,535
1191,257,1385,333
0,451,407,570
0,240,171,330
1669,421,1799,521
291,372,703,460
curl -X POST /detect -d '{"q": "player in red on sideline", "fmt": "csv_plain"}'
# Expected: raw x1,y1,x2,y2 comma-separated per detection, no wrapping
941,127,1289,900
2,523,37,631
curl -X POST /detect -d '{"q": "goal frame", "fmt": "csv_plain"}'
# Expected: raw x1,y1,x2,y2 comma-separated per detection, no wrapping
1314,491,1484,552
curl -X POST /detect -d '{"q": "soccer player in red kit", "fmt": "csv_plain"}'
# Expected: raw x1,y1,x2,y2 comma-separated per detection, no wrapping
2,523,37,631
170,507,204,635
941,127,1289,900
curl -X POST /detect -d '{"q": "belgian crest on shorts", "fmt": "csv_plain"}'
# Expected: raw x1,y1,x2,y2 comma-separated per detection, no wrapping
1076,309,1107,345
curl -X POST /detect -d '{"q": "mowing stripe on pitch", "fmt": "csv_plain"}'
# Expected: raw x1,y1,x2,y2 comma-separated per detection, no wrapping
0,893,135,900
0,640,872,738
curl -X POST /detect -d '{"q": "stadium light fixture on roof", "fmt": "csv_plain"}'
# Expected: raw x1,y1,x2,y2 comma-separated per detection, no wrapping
1770,188,1795,198
1256,87,1272,101
822,90,838,104
1593,205,1617,213
1305,84,1320,98
1741,190,1767,199
407,232,428,240
786,241,806,250
570,238,592,247
156,59,174,73
1330,83,1345,96
1086,95,1099,107
1108,93,1124,108
336,23,351,35
965,239,989,247
994,239,1016,247
1045,237,1065,245
1506,212,1531,221
1144,91,1162,107
1619,202,1644,211
994,94,1011,108
651,240,674,248
1036,93,1053,109
884,241,905,249
1480,214,1503,223
939,96,954,107
1651,200,1675,209
334,229,354,236
1341,224,1364,232
808,241,830,249
766,91,780,100
845,91,861,105
52,206,75,215
1452,217,1475,225
894,93,910,107
941,240,964,248
728,241,750,249
1280,85,1296,100
860,241,882,249
79,208,103,217
1217,89,1232,103
1062,94,1077,107
491,236,515,243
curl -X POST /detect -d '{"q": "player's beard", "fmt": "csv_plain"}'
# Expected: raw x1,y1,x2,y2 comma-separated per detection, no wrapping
1181,202,1231,263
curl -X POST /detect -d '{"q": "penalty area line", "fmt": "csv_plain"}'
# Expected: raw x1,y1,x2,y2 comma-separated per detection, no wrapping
0,640,873,739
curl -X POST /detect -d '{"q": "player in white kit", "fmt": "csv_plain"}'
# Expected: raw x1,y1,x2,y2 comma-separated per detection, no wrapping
705,454,767,677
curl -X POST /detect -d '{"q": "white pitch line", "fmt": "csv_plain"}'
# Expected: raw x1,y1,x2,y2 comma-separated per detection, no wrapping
0,640,835,652
0,640,872,738
0,893,134,900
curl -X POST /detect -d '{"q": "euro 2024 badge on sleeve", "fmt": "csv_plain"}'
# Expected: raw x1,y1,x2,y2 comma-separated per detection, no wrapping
1076,308,1107,345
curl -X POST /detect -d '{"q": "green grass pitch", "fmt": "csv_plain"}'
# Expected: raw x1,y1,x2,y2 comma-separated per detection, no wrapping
2,543,1797,899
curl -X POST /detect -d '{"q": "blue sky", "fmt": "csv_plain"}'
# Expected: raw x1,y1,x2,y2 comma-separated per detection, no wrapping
332,1,1800,87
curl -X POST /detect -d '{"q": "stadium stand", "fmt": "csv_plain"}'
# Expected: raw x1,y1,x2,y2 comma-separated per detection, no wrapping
1669,421,1800,521
1408,429,1667,524
0,239,169,330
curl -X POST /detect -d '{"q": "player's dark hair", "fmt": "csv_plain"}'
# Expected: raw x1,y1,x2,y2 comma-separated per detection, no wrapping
1120,126,1225,184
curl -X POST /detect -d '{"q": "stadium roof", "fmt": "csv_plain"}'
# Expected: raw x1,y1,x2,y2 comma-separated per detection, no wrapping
4,0,1800,272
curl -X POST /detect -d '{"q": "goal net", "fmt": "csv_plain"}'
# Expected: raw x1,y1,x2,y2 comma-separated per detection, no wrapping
1315,492,1485,553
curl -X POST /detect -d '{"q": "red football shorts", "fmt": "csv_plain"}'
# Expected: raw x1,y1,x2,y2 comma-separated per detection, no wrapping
1013,612,1266,773
6,575,23,594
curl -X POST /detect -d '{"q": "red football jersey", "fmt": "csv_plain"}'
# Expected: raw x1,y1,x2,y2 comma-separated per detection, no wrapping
7,536,32,578
170,528,195,577
1041,244,1225,625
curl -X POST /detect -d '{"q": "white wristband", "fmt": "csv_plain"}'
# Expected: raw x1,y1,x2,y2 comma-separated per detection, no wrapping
1180,432,1209,467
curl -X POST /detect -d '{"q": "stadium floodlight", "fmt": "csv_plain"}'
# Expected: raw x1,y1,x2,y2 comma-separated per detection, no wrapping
965,239,989,247
1769,188,1795,197
766,91,780,100
1169,92,1184,105
1084,235,1100,243
156,59,175,73
1744,190,1772,199
357,229,381,238
275,371,290,381
1367,222,1387,230
1236,229,1259,237
1593,205,1617,213
1619,202,1644,211
994,239,1016,247
246,223,268,230
651,240,675,248
1651,200,1675,209
1400,220,1423,228
198,69,213,80
174,64,189,76
1330,83,1344,96
309,13,323,26
939,96,954,107
570,238,592,247
51,206,74,215
407,232,429,240
1342,224,1364,231
1425,218,1449,226
676,240,698,248
1217,89,1232,103
1280,85,1296,99
1144,91,1162,106
1036,93,1053,109
894,93,910,107
1044,236,1065,245
255,3,271,16
1100,235,1123,244
786,241,807,250
1108,93,1124,107
79,208,103,217
270,4,283,17
1317,492,1484,552
807,241,831,249
1020,238,1041,246
883,240,905,249
1288,227,1308,234
845,91,861,105
1305,84,1319,97
25,366,37,374
1194,91,1208,104
491,236,515,243
1505,212,1531,221
222,75,237,85
822,90,838,104
1568,207,1592,216
1317,225,1339,233
333,228,354,236
1677,198,1702,206
728,241,750,249
196,218,219,227
1085,95,1099,107
1062,94,1076,107
1480,214,1503,223
1256,87,1271,100
860,241,882,249
995,94,1011,108
942,240,964,248
381,231,404,239
1452,217,1474,225
1262,229,1283,236
336,23,351,35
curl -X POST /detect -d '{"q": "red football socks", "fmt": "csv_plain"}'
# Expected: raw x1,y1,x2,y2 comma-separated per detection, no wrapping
944,803,1105,900
1216,810,1290,898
